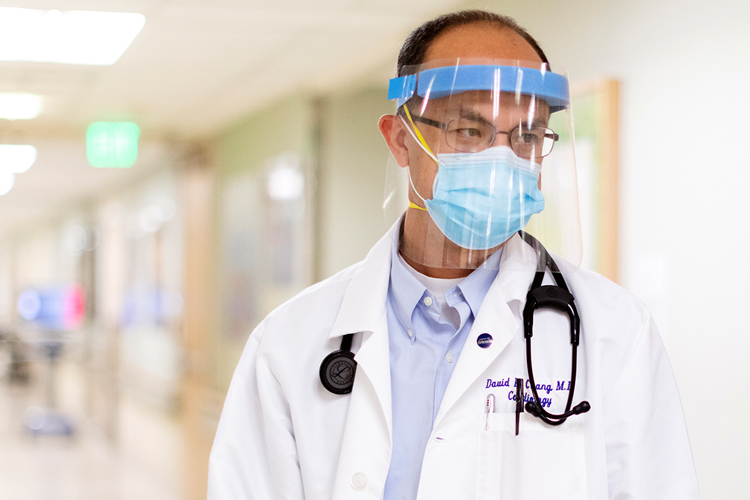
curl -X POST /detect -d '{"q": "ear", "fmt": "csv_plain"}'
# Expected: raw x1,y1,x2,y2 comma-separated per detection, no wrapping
379,114,409,168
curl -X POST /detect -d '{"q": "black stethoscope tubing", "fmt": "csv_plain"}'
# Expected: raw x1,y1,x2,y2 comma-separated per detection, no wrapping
319,232,591,426
519,232,590,425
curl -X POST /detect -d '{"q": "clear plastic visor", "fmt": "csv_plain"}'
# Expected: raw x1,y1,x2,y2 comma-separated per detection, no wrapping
383,59,582,272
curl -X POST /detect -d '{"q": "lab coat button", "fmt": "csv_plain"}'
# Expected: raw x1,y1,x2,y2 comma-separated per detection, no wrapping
423,296,433,306
351,472,367,491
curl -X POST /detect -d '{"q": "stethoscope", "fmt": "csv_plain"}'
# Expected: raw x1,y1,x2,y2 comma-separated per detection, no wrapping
319,231,590,426
518,231,590,425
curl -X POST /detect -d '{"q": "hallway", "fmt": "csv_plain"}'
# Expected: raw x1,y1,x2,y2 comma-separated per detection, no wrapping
0,356,185,500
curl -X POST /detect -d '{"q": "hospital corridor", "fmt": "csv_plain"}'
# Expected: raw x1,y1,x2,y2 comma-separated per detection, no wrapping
0,358,183,500
0,1,748,499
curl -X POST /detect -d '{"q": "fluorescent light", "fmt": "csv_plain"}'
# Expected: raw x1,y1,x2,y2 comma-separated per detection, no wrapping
0,8,145,65
0,171,15,196
267,165,305,201
0,145,37,173
0,94,42,119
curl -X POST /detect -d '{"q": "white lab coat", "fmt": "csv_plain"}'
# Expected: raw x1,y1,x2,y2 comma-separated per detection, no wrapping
208,227,700,500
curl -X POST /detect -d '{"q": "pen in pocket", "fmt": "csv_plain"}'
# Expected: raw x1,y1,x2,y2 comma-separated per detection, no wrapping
485,393,495,430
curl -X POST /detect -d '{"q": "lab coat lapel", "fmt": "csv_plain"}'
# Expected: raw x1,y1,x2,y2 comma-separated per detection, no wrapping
434,234,536,427
350,313,392,434
328,230,392,342
328,224,395,436
331,310,393,500
330,226,395,499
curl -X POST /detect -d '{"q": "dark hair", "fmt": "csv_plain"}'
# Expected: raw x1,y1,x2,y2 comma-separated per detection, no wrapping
397,10,549,76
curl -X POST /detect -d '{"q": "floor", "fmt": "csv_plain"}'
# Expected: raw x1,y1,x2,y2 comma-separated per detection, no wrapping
0,358,186,500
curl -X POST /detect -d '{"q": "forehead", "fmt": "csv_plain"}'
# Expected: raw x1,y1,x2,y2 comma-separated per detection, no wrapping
426,90,551,118
424,23,543,65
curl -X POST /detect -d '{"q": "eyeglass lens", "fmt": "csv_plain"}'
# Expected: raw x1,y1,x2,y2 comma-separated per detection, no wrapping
445,119,556,158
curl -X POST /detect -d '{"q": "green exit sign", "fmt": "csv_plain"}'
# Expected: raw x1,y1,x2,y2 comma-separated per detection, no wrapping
86,122,140,168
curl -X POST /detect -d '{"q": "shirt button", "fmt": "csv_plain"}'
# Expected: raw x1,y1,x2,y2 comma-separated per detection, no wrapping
423,296,433,306
445,351,453,363
351,472,368,491
407,329,413,337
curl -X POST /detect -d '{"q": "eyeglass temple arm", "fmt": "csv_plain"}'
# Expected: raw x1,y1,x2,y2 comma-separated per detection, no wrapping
407,113,448,131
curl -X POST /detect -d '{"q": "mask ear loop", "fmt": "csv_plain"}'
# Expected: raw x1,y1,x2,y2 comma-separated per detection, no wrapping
399,105,438,212
406,167,428,212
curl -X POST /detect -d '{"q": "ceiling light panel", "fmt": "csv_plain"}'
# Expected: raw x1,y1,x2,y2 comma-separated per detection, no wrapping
0,93,42,119
0,171,14,196
0,145,37,173
0,7,145,65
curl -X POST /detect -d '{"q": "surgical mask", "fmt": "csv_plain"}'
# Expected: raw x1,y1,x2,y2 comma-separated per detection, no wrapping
408,146,545,250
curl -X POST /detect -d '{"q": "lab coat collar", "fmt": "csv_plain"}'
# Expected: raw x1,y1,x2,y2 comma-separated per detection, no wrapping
328,222,396,340
493,232,539,305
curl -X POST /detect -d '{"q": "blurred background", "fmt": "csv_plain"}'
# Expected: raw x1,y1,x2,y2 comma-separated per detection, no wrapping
0,0,747,499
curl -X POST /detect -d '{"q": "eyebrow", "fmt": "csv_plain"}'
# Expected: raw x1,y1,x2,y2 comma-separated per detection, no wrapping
529,117,549,128
457,108,494,126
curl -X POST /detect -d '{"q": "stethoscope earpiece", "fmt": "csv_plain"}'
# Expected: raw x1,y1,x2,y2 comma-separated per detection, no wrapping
526,400,590,420
525,401,541,417
573,401,591,415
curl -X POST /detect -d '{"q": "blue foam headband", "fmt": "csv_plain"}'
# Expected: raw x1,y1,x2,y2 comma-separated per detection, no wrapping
388,65,570,112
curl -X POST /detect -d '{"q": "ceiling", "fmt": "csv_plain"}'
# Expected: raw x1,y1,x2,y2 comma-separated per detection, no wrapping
0,0,467,137
0,0,467,235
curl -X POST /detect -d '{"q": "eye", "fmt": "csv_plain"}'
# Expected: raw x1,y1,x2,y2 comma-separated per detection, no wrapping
517,129,543,144
445,118,493,152
455,127,483,139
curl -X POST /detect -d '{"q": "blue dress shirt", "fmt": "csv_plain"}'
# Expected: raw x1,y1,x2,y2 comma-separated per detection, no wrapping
383,235,501,500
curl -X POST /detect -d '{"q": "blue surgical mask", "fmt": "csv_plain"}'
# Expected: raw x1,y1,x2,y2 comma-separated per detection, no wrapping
408,146,545,250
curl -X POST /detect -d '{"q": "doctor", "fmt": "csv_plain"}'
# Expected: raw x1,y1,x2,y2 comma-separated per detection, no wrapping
209,10,700,500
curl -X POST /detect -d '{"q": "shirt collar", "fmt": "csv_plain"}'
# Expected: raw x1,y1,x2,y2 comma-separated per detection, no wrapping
388,235,427,334
455,248,501,317
388,219,502,333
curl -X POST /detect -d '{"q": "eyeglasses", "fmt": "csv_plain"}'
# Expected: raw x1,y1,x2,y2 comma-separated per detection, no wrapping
407,113,559,159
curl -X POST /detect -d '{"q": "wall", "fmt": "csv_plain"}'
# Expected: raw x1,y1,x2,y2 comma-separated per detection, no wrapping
211,88,395,384
458,0,750,496
213,94,316,392
319,87,395,279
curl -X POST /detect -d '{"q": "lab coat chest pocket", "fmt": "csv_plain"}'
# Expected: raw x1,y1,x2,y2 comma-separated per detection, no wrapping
477,412,587,500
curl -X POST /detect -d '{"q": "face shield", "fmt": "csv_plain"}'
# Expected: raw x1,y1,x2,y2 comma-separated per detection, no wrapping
383,59,582,272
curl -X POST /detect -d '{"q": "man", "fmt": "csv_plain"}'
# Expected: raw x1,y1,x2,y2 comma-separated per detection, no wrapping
209,10,700,500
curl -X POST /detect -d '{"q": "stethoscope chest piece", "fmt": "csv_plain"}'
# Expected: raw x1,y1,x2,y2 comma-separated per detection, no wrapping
319,334,357,395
